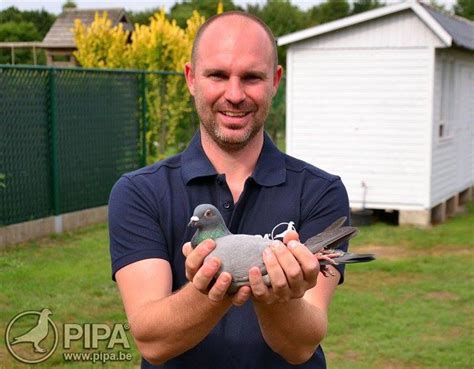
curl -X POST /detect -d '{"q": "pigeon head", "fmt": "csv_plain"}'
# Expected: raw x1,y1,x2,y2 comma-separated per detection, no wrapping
188,204,223,229
189,204,231,247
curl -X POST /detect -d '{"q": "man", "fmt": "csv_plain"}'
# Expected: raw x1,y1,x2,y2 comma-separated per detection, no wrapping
109,11,350,369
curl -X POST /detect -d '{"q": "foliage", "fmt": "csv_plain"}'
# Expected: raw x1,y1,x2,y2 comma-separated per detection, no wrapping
351,0,385,15
246,0,308,68
454,0,474,20
0,6,56,36
0,21,43,64
0,7,55,65
170,0,241,28
307,0,351,27
0,21,41,43
128,7,162,25
0,173,5,188
73,12,130,68
62,0,77,11
73,10,205,162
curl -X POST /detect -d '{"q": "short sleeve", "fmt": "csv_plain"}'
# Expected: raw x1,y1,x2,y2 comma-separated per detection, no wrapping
108,175,169,280
298,178,350,284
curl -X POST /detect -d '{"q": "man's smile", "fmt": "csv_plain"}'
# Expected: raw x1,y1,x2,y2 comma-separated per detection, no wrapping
220,111,248,117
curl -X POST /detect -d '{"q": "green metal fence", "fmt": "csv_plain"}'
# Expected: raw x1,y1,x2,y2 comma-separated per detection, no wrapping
0,65,285,226
1,65,150,225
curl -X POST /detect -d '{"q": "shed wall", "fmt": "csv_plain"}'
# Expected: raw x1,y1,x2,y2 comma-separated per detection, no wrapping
431,48,474,206
287,47,432,210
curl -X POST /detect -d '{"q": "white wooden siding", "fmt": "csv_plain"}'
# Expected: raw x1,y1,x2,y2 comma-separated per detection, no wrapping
291,10,445,50
431,48,474,206
286,47,432,210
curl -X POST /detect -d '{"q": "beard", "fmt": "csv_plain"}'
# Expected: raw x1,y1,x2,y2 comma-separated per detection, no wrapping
194,96,271,152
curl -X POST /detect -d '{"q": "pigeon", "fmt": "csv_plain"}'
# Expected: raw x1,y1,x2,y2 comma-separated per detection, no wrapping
188,204,375,293
11,308,52,353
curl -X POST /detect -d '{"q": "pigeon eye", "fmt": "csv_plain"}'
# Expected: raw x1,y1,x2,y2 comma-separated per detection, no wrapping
204,209,212,217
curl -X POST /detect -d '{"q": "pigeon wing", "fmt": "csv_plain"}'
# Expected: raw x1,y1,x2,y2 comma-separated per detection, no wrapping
207,234,272,282
305,222,358,254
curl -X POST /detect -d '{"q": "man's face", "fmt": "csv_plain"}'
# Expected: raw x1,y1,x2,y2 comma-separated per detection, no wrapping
185,16,283,151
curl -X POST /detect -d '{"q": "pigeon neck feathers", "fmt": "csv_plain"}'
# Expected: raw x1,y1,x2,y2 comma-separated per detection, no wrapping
189,204,231,247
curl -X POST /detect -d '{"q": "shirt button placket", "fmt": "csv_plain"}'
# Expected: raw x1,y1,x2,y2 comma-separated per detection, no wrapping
216,175,233,212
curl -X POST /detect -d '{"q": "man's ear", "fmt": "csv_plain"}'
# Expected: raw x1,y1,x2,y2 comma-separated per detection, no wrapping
184,62,195,96
272,65,283,97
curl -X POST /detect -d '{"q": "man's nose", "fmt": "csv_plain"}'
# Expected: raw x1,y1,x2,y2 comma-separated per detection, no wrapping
224,77,245,105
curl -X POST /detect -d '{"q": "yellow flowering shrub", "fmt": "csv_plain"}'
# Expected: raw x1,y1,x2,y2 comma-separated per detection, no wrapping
73,12,130,68
73,10,205,161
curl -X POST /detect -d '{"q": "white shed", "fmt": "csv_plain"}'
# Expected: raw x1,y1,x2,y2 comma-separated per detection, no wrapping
278,0,474,225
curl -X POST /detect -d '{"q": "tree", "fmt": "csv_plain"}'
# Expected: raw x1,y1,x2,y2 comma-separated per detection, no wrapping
0,21,42,64
246,1,307,38
0,7,55,38
351,0,384,15
128,8,162,25
307,0,350,27
170,0,241,28
62,0,77,11
0,7,55,64
454,0,474,20
246,1,307,76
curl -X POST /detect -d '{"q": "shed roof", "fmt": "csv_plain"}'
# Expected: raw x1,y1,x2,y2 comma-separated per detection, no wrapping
278,0,474,51
42,8,133,48
420,3,474,50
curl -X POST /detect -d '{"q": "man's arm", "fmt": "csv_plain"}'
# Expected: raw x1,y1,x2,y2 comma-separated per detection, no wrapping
249,238,340,365
115,241,250,366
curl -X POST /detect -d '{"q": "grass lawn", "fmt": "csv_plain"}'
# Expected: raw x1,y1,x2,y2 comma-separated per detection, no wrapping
1,203,473,368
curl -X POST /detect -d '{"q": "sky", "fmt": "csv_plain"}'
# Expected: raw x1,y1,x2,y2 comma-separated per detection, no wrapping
0,0,458,15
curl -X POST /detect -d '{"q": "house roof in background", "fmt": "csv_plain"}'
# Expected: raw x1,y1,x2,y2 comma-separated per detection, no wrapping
278,0,474,51
42,8,133,48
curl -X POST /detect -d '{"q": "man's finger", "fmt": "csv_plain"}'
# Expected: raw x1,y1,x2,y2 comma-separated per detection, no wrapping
248,266,272,302
271,240,304,289
184,239,216,280
192,257,221,292
231,286,252,306
283,230,300,244
182,242,192,257
208,272,232,302
288,240,319,287
264,243,291,301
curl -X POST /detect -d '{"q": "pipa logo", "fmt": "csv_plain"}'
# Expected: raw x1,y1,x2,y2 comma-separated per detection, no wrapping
5,308,133,364
5,308,59,364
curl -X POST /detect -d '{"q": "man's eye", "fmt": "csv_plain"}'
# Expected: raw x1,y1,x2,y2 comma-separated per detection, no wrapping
209,73,226,80
244,75,262,82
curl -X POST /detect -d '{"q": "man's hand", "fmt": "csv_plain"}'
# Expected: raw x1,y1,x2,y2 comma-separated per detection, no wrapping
182,240,251,306
249,231,320,304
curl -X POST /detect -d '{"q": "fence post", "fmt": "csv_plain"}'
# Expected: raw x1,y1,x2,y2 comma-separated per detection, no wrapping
48,68,61,219
140,72,147,167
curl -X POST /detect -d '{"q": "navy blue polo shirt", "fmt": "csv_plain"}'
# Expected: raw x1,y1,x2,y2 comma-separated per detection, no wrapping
109,131,350,369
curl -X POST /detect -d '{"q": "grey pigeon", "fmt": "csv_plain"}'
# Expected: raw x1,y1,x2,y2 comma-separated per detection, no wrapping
189,204,375,294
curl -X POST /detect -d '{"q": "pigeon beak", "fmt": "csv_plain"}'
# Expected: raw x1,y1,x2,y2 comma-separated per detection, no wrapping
188,216,200,227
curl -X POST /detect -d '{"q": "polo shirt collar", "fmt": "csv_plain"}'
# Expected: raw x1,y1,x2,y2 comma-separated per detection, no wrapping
252,132,286,186
181,131,217,184
181,130,286,187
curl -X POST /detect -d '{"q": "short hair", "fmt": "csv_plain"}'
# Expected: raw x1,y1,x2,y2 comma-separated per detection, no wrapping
191,11,278,70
